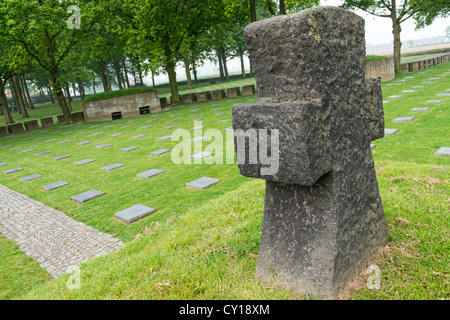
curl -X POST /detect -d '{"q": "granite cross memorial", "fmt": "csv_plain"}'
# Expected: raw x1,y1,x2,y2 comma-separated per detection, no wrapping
232,6,390,299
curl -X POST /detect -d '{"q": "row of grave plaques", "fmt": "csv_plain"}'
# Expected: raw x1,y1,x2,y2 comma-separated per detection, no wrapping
1,154,221,225
170,84,256,105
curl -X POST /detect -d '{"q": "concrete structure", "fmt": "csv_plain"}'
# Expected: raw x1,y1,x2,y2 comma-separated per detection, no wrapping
72,111,85,122
227,87,241,98
211,89,226,100
242,84,256,96
40,117,55,128
23,120,40,131
197,91,212,102
82,91,161,122
0,126,8,137
6,123,25,135
400,53,450,72
365,58,395,82
182,93,197,104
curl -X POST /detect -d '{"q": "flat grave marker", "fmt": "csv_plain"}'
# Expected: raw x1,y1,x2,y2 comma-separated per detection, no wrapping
163,126,177,129
434,147,450,156
393,117,415,122
120,146,140,152
388,95,403,98
19,174,43,182
72,190,105,205
190,136,210,142
76,141,91,146
42,180,69,191
52,155,71,160
95,144,113,149
131,134,146,139
411,107,430,112
21,148,34,153
189,151,214,159
100,163,125,171
186,177,221,189
2,167,23,175
110,133,124,137
157,135,173,141
35,151,52,156
384,129,399,135
136,169,165,179
436,93,450,97
425,100,443,103
114,204,156,225
73,159,95,165
149,149,171,156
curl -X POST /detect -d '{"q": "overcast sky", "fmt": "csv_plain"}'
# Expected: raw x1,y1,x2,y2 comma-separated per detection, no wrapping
146,0,450,86
322,0,450,45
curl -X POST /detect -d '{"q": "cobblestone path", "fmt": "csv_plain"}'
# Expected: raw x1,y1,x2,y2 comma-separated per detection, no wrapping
0,184,124,278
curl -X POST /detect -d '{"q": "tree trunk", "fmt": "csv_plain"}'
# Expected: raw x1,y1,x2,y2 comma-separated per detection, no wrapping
184,58,193,89
217,50,225,81
250,0,257,22
151,70,156,88
220,47,229,82
113,56,123,90
0,88,14,124
279,0,286,15
47,86,55,103
21,74,34,109
92,73,97,94
50,68,72,122
240,53,246,79
392,19,402,73
12,75,29,118
66,84,73,102
99,61,111,92
166,55,180,104
104,61,112,91
136,62,144,86
65,84,73,111
39,87,45,103
122,58,130,88
192,62,198,85
391,0,401,73
72,83,77,99
77,79,85,101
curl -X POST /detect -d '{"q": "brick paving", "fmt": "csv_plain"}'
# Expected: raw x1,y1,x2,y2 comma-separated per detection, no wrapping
0,184,123,278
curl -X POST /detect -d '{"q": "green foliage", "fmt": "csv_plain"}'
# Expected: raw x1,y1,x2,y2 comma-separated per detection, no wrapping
82,86,156,103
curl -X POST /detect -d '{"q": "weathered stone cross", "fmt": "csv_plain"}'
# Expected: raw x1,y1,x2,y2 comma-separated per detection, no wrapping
232,6,390,299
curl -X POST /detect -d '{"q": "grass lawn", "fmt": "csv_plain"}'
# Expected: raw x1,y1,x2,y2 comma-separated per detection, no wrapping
0,63,449,300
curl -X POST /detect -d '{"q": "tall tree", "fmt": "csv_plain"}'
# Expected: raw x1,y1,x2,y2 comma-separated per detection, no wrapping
119,0,228,104
342,0,449,72
0,0,102,122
